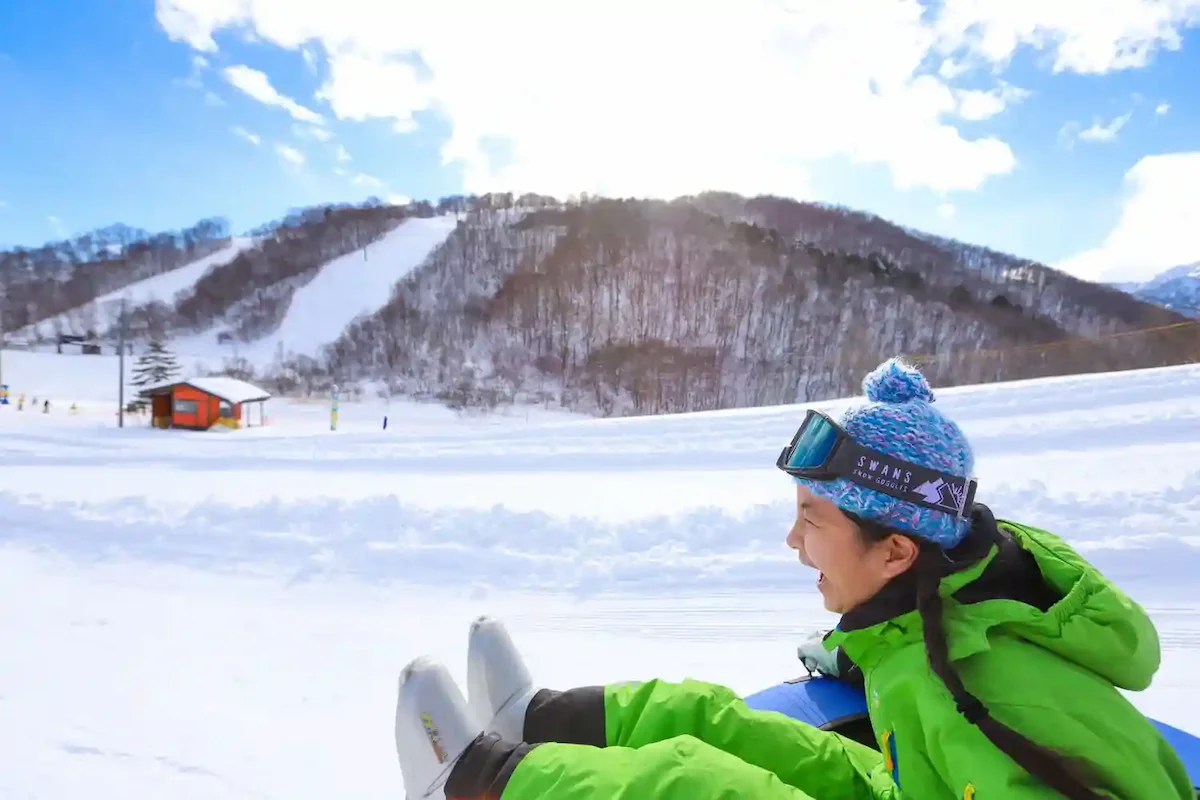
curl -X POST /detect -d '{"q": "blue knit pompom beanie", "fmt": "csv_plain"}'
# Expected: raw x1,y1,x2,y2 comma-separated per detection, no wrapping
794,357,975,548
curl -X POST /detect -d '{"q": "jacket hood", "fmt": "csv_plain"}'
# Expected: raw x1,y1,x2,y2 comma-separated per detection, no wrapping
827,504,1162,692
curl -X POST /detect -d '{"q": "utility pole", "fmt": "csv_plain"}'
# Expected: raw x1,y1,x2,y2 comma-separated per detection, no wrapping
0,286,5,393
117,297,126,428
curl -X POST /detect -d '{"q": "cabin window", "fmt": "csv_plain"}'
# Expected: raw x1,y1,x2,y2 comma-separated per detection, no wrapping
218,401,234,418
174,399,198,414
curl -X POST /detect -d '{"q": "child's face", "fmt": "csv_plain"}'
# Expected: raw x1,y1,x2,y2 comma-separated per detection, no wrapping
786,485,917,614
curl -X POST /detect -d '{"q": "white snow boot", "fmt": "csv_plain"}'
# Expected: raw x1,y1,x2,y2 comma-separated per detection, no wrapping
394,656,480,800
466,615,538,741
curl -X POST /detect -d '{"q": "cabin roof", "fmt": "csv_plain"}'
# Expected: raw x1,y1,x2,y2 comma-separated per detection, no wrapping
138,376,271,405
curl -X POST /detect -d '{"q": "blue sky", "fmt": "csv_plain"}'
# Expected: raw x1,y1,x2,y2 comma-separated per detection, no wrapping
0,1,1197,283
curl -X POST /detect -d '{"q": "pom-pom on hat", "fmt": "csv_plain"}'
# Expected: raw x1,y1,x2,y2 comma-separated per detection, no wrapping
793,357,975,548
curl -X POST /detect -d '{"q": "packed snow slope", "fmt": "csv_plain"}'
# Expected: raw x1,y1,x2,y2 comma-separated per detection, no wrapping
9,215,458,374
179,214,458,366
12,238,255,341
1,362,1199,798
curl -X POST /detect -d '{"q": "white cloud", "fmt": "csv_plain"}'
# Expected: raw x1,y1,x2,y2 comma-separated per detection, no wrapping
1077,112,1132,143
314,50,430,134
938,58,968,79
301,46,318,74
932,0,1200,74
174,51,209,91
954,83,1031,121
352,173,386,189
1057,120,1082,149
231,125,261,145
936,202,957,219
223,65,325,124
275,143,306,171
155,0,1200,199
47,216,67,238
1155,102,1171,115
334,144,351,163
293,123,333,142
1058,112,1132,148
1056,152,1200,283
343,171,403,202
204,90,225,107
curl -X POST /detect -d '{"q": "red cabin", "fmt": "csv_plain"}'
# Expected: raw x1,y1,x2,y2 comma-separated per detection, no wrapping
138,377,271,430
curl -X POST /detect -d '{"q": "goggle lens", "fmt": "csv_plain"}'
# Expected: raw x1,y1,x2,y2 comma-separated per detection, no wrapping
785,412,839,471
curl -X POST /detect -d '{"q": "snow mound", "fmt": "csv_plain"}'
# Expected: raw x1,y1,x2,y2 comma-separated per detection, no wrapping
2,360,1200,798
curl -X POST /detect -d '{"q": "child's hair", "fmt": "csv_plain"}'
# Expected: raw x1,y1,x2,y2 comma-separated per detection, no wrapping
854,516,1104,800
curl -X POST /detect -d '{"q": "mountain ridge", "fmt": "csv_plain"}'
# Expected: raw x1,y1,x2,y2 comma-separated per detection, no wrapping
1116,262,1200,317
1,192,1191,416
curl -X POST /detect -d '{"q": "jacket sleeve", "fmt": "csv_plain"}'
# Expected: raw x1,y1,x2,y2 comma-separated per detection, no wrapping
604,679,899,800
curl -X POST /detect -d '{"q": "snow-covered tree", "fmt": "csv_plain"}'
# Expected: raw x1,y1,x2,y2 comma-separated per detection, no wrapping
130,339,181,390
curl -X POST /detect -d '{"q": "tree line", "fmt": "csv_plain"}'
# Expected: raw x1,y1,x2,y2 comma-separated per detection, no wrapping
6,192,1191,418
1,218,230,333
314,197,1191,416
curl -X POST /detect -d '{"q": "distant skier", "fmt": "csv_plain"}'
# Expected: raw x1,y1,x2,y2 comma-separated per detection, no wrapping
42,399,50,414
393,357,1192,800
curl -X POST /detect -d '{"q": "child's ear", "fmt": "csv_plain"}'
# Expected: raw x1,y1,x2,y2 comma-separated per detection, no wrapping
881,534,920,579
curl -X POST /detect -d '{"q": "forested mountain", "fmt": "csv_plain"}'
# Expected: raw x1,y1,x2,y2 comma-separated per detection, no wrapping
5,202,413,345
1115,263,1200,318
2,192,1190,417
322,194,1187,414
0,218,230,333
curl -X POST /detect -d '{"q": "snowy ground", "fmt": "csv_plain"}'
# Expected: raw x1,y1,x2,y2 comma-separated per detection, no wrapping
2,360,1200,798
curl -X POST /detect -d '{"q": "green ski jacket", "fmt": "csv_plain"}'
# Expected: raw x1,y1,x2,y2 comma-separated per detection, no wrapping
472,508,1192,799
822,511,1192,798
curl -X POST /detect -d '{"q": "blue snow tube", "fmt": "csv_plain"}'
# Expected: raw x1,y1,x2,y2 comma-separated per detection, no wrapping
744,675,1200,791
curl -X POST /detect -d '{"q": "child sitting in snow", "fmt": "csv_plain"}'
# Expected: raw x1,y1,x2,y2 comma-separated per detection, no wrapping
393,358,1192,800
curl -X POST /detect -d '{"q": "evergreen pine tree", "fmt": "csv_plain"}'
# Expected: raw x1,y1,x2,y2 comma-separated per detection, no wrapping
130,340,182,392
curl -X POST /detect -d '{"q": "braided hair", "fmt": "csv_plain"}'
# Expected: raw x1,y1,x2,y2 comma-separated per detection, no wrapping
854,517,1104,800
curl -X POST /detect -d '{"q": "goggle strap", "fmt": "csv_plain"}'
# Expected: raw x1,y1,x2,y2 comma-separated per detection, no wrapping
795,420,976,519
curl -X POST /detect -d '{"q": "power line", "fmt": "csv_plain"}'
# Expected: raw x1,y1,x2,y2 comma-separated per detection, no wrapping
909,318,1200,363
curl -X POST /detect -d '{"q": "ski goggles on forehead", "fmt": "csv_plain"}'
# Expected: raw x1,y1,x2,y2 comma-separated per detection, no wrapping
776,409,977,519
